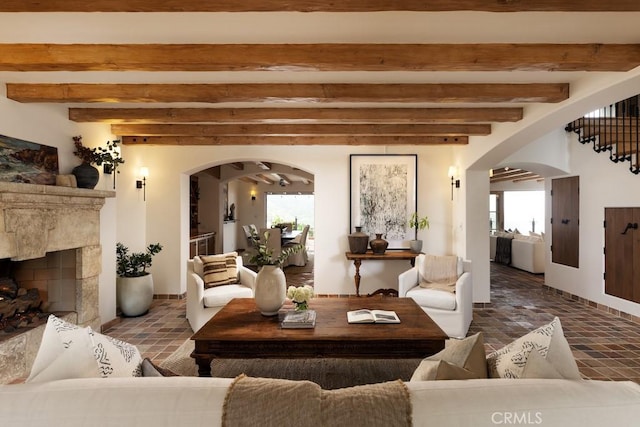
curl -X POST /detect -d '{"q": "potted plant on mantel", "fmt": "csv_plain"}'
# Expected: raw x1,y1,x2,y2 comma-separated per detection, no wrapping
116,242,163,317
249,229,302,316
72,136,124,189
409,212,430,254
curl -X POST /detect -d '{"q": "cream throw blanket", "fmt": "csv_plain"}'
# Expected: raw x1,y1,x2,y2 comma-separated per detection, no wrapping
419,254,459,292
222,375,412,427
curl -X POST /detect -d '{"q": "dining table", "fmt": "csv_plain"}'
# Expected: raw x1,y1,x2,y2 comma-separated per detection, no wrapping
280,229,302,244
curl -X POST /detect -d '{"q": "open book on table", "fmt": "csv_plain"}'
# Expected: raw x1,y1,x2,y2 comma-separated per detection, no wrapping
347,309,400,324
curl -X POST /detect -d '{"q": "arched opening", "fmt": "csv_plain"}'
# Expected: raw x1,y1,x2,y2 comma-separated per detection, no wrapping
188,160,314,286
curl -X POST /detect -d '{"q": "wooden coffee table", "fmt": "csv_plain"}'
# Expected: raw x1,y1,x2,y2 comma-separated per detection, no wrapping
191,297,447,377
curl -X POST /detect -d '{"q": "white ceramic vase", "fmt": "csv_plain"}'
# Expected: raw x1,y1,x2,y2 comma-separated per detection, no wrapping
254,265,286,316
116,274,154,317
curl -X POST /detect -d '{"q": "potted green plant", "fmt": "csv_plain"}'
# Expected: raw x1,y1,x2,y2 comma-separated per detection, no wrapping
116,242,163,317
72,136,124,189
248,229,302,316
408,212,430,254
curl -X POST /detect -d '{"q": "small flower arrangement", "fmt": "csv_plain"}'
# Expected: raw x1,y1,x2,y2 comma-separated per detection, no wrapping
287,285,314,311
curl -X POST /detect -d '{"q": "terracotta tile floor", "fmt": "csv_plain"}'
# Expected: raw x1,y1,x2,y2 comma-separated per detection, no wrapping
105,258,640,383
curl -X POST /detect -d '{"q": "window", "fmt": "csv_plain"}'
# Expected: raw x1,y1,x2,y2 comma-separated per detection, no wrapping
266,193,314,235
503,191,545,234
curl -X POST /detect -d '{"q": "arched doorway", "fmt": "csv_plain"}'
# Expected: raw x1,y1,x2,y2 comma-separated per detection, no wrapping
188,160,315,285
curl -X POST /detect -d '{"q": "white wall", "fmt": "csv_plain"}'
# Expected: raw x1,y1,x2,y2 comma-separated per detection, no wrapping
118,144,456,298
0,96,120,327
545,133,640,318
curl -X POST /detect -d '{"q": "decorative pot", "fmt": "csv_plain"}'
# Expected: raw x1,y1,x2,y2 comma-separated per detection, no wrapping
409,240,423,254
116,274,154,317
348,226,369,254
72,162,99,189
254,265,286,316
370,233,389,255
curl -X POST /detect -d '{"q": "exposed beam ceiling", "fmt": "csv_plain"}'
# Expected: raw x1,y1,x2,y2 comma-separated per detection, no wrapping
2,44,638,72
1,6,639,150
1,0,638,12
111,123,492,137
68,107,523,124
490,168,542,184
121,135,467,146
6,83,569,104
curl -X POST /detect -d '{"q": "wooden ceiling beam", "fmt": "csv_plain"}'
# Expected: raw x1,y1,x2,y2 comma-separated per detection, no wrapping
7,83,570,104
111,123,491,136
255,162,272,170
69,107,524,124
274,174,291,185
1,44,637,72
1,0,638,12
120,135,468,146
254,174,275,185
238,176,258,185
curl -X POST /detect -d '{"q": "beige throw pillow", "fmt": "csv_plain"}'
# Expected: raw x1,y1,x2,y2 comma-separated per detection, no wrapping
486,317,581,379
418,254,459,293
411,332,488,381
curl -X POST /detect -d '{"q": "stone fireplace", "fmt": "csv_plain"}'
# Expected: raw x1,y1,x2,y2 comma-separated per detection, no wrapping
0,181,114,383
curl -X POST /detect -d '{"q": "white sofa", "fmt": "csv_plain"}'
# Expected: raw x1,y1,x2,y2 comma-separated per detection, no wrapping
186,256,257,332
398,255,472,339
1,377,639,426
490,234,545,274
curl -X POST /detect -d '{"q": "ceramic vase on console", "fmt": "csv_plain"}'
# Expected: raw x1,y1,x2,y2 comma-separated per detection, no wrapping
369,233,389,255
348,226,369,254
254,265,286,316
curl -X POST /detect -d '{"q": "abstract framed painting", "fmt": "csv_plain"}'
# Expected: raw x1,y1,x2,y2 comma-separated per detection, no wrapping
0,134,58,185
349,154,417,250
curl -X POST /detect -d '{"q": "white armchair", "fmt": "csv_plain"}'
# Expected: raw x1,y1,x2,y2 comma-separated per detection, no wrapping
398,254,473,339
186,255,257,332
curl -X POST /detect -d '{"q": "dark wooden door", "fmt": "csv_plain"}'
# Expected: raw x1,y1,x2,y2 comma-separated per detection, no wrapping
605,207,640,303
551,176,580,268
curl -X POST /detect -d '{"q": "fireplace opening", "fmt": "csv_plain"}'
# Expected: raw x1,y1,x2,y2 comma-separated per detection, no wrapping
0,249,76,338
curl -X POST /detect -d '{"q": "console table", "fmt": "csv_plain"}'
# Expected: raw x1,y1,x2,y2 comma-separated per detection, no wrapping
345,250,419,297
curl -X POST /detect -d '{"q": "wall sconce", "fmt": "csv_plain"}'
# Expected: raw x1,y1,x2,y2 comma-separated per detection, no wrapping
136,167,149,201
250,189,256,202
448,166,460,200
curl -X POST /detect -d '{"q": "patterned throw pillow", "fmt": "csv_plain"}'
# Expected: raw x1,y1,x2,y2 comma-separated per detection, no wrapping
486,317,582,379
26,315,97,383
26,314,142,383
89,328,143,378
201,252,238,288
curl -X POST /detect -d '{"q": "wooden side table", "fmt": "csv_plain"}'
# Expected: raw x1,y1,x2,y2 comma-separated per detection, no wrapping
345,250,419,297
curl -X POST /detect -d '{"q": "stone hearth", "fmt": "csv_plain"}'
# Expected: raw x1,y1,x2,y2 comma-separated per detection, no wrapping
0,182,114,383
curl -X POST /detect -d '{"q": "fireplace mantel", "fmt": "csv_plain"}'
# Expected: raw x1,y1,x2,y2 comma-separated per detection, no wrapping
0,181,115,383
0,182,115,261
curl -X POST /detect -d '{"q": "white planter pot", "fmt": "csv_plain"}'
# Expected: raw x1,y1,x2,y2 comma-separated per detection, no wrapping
116,274,154,317
254,265,286,316
409,240,423,254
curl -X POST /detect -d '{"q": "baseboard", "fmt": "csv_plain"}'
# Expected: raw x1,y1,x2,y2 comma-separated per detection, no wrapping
541,285,640,325
154,293,186,300
100,316,121,333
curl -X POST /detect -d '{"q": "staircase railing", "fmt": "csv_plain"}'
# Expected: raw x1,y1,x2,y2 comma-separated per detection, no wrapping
565,95,640,175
